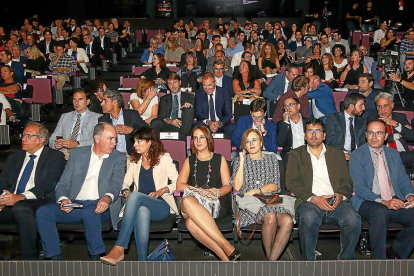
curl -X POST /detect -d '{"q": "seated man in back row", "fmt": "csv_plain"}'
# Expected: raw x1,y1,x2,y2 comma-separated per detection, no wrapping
286,119,361,260
350,119,414,259
36,122,126,260
194,73,235,135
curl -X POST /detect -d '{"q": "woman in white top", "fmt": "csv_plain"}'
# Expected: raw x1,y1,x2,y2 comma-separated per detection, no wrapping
129,79,159,124
66,37,89,73
332,44,348,73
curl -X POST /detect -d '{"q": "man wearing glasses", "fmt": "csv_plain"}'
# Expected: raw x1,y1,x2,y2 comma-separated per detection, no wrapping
212,60,233,96
139,38,164,65
230,42,256,70
286,118,360,260
350,119,414,259
231,98,277,152
0,122,66,259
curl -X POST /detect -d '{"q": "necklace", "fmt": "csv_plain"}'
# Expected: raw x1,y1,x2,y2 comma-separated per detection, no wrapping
194,152,212,188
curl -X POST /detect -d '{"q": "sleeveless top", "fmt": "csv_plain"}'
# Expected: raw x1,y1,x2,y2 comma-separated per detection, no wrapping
345,63,364,86
188,153,231,221
237,79,255,90
261,58,276,70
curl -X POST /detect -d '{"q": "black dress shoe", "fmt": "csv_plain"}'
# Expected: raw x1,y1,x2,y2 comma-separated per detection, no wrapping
386,248,401,259
227,249,241,261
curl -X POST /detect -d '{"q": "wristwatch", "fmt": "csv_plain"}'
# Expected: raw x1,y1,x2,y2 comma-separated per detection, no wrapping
20,194,27,200
395,122,400,128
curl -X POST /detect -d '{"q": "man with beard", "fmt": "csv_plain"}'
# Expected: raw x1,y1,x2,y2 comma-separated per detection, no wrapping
390,58,414,109
347,73,379,119
326,93,367,161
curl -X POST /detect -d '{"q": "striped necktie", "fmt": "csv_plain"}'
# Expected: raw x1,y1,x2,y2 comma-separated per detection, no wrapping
70,114,82,141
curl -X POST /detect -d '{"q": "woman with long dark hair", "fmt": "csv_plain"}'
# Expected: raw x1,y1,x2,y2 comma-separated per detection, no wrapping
232,60,261,101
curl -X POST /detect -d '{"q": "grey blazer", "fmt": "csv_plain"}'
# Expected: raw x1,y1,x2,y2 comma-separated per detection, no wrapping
49,109,102,149
55,146,126,229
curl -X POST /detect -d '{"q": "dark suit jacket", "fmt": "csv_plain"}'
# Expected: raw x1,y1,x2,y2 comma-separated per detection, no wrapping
0,147,66,202
263,72,286,101
158,92,195,120
218,75,234,97
11,61,24,84
350,144,414,211
277,117,309,158
55,146,126,227
286,144,353,208
93,36,112,51
231,115,278,152
288,40,303,52
367,111,414,152
98,109,147,155
195,86,232,126
325,111,366,152
37,39,57,56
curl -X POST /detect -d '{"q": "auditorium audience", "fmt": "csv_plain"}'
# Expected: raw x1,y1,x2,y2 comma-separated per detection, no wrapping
140,53,171,92
347,73,379,118
340,50,368,90
232,60,261,101
258,42,280,75
165,37,185,66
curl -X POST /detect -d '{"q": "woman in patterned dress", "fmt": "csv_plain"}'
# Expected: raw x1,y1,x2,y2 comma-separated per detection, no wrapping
231,128,294,261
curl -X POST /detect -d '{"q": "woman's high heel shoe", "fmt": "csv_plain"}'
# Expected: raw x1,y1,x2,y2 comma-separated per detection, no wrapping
227,249,241,261
100,253,125,266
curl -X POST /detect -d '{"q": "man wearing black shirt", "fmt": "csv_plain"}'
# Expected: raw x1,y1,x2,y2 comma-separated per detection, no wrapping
360,1,378,31
346,2,361,34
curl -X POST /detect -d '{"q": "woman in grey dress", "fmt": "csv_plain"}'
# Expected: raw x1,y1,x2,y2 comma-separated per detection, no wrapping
231,129,294,261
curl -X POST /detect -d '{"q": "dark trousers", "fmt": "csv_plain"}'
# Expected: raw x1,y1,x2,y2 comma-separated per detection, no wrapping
297,202,361,260
36,200,111,258
0,198,50,260
358,200,414,259
150,108,195,136
400,151,414,171
193,120,236,136
181,73,198,92
88,54,101,68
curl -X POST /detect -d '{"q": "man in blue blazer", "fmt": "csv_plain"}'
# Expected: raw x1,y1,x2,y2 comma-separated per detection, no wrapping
263,63,300,101
308,75,337,120
326,93,367,161
36,122,126,260
349,119,414,259
194,73,235,135
288,31,304,52
213,60,234,97
231,98,277,152
0,49,24,84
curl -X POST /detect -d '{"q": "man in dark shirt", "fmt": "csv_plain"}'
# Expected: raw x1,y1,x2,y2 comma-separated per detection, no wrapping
360,1,378,31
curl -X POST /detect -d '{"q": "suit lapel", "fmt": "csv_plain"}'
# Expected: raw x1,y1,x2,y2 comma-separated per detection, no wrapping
300,147,314,189
11,151,27,192
339,112,347,146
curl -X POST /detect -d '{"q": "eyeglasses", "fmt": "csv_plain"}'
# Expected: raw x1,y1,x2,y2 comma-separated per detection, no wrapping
213,68,224,71
244,56,252,59
367,131,385,137
245,138,259,145
22,133,41,140
251,115,264,120
283,103,297,108
305,129,324,135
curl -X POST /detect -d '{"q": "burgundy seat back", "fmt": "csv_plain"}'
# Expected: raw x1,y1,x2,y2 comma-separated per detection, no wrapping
122,78,140,89
134,66,149,76
120,92,131,109
333,91,347,112
161,140,187,171
395,110,414,123
135,29,143,43
214,138,231,161
146,29,160,42
26,78,53,104
168,66,179,73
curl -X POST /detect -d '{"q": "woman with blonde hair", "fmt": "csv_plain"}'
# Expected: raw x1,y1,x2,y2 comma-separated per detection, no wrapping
129,79,159,124
165,37,185,65
258,42,280,75
25,46,46,74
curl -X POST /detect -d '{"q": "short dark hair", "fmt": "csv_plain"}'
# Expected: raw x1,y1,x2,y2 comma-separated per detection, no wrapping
73,89,91,100
405,58,414,63
303,62,316,72
306,118,325,133
286,63,299,73
344,93,366,109
250,98,267,113
359,73,374,84
212,35,221,41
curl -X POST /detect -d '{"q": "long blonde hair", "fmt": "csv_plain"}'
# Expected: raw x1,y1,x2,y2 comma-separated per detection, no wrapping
26,46,46,61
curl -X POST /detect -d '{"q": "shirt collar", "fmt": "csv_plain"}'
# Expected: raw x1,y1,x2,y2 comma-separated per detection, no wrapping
369,145,384,153
307,144,327,159
110,109,123,120
344,110,353,119
91,145,109,160
26,146,44,158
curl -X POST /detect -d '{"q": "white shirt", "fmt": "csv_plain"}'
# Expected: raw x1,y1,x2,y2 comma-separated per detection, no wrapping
373,29,386,44
307,144,335,197
230,51,256,69
0,94,11,125
14,147,44,199
283,77,291,94
288,115,305,149
100,36,105,49
344,111,354,153
203,88,220,124
311,99,324,119
75,147,109,201
215,75,223,87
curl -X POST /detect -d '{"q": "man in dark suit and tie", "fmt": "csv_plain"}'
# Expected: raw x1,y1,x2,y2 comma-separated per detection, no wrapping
0,122,66,259
194,73,235,135
326,93,367,161
36,122,126,260
367,92,414,171
93,28,112,62
350,119,414,259
99,90,147,155
231,98,277,152
151,73,195,135
49,90,102,159
277,97,309,165
83,34,101,68
213,60,234,97
286,119,361,260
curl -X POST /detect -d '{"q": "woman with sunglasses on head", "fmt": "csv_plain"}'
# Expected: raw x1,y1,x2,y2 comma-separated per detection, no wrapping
177,126,240,261
231,128,294,261
101,126,178,265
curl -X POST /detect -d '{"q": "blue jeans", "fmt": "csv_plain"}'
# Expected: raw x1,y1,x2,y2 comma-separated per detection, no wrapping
36,200,111,258
115,192,170,261
297,202,361,260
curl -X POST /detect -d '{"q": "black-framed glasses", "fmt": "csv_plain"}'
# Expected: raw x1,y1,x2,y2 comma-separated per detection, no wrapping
367,131,385,137
22,133,41,140
251,115,264,120
283,103,297,108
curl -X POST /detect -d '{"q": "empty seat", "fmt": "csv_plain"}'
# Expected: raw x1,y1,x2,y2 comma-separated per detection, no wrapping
161,139,187,171
332,91,348,112
120,92,132,109
133,66,149,76
214,138,232,161
121,77,140,89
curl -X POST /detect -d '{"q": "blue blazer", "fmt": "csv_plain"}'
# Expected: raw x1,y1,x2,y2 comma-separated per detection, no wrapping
349,144,414,212
221,75,234,97
140,47,165,63
307,83,338,117
263,73,286,101
231,115,278,152
195,86,232,126
288,40,303,52
11,61,24,85
55,146,126,227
